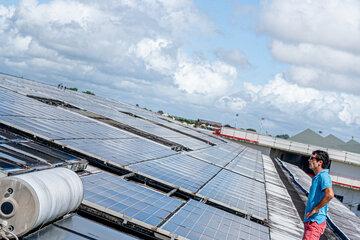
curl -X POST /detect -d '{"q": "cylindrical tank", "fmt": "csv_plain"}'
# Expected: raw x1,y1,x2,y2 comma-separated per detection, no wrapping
0,168,83,237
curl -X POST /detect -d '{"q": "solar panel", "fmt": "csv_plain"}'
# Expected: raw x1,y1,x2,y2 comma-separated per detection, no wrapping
0,128,86,174
0,77,220,148
0,116,136,140
128,154,221,193
82,172,183,226
161,200,270,240
198,169,268,219
225,148,265,182
187,145,246,167
59,138,176,166
24,214,140,240
68,105,211,150
0,89,86,121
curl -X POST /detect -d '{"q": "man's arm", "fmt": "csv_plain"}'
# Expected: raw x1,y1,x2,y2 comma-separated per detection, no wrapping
306,187,334,218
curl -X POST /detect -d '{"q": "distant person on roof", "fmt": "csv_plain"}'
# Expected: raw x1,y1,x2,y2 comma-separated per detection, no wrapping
303,150,334,240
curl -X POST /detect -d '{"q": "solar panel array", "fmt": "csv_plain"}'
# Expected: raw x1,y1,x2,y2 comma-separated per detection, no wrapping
0,74,281,240
162,200,270,240
128,154,221,193
0,75,219,150
83,172,183,226
186,144,246,167
198,169,267,219
225,148,265,182
24,214,140,240
0,128,86,175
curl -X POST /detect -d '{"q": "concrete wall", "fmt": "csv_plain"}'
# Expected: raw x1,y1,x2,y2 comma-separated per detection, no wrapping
330,161,360,181
333,185,360,217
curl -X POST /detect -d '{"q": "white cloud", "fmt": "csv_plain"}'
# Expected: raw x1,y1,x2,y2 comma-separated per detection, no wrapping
216,96,247,112
260,0,360,95
288,66,360,94
243,74,360,126
131,38,176,74
271,41,360,76
174,55,237,95
215,48,250,68
260,0,360,53
0,0,236,102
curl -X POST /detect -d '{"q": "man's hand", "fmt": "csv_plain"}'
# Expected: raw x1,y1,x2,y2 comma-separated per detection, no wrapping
306,208,318,218
305,188,334,219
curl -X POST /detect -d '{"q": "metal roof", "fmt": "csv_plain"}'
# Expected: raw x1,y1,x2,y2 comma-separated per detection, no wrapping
291,129,360,154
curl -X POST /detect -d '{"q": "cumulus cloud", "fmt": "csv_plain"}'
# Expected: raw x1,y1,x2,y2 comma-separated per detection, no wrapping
216,96,247,112
260,0,360,94
287,66,360,94
215,48,250,68
174,55,237,95
0,0,235,102
242,74,360,126
260,0,360,53
271,41,360,76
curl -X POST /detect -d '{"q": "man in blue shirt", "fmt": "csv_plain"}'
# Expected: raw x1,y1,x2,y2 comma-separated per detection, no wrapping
303,150,334,240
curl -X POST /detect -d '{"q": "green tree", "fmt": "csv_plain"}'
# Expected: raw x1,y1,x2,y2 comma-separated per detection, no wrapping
82,90,95,95
275,134,289,139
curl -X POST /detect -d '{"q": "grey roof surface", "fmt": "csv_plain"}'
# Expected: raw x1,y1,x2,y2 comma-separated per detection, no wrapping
341,139,360,154
290,129,360,154
0,73,355,240
290,129,325,146
323,134,345,148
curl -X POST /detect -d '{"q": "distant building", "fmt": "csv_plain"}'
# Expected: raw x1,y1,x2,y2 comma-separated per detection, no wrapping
196,119,222,128
290,128,360,154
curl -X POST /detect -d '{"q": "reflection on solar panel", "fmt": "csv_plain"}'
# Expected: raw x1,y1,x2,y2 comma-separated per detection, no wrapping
225,148,264,182
187,145,245,167
198,169,268,219
0,127,86,174
162,200,270,240
0,76,223,148
59,138,176,166
24,214,140,240
0,116,133,140
82,172,183,226
128,154,221,193
262,155,304,239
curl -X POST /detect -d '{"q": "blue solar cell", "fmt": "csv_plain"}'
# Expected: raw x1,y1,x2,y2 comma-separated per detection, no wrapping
59,138,176,166
198,169,268,219
128,154,221,193
24,214,140,240
162,200,270,240
82,172,183,226
187,145,246,167
225,148,265,182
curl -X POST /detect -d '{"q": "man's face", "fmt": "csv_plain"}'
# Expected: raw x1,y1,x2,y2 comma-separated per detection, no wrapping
308,154,321,171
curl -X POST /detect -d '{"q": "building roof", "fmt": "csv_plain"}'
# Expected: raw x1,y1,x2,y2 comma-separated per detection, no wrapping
290,129,360,154
0,73,355,240
289,128,325,146
341,139,360,154
323,134,345,148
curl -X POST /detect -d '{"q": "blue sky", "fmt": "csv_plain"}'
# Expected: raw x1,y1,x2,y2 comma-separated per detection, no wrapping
0,0,359,140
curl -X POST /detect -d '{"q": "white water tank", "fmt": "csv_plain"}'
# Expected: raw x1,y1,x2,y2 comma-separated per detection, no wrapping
0,168,83,237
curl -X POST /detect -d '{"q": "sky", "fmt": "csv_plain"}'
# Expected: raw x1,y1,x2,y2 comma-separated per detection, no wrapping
0,0,359,140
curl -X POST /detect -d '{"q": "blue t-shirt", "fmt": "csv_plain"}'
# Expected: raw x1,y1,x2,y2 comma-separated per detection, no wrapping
304,169,332,224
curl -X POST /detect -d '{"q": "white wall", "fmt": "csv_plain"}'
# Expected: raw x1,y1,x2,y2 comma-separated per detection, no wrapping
333,185,360,217
330,161,360,181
